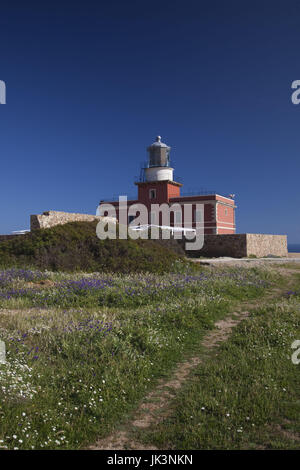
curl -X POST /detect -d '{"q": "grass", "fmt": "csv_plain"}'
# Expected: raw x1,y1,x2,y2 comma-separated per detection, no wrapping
135,277,300,449
0,264,278,450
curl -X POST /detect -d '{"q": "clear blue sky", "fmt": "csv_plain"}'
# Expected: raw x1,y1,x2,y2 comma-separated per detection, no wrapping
0,1,299,242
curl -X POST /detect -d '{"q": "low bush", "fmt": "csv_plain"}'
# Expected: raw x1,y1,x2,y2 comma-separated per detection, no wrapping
0,221,185,273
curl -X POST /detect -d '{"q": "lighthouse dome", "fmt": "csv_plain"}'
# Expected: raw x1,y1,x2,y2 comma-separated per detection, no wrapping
148,136,169,148
147,136,171,167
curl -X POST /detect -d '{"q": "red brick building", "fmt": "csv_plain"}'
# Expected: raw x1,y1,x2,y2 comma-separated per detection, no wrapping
98,136,236,235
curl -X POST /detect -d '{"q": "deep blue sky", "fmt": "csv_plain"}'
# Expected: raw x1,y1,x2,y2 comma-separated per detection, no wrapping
0,1,299,242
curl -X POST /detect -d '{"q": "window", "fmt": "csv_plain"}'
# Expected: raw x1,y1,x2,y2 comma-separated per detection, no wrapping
150,211,157,224
175,211,182,224
195,210,202,222
149,189,156,200
225,209,228,216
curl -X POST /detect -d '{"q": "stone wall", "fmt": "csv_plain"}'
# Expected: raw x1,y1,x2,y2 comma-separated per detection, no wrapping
30,211,116,230
189,234,247,257
246,234,288,257
188,233,288,258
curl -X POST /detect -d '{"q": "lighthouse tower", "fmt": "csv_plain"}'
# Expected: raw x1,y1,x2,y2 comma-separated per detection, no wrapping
135,136,182,211
144,136,174,182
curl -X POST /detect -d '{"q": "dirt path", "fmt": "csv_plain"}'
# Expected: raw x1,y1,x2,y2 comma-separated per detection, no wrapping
89,309,253,450
89,270,298,450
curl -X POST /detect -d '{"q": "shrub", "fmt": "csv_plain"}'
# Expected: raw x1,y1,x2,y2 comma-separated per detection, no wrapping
0,221,185,273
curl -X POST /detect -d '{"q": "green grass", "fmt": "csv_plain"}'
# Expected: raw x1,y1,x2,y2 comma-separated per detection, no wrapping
0,265,277,450
136,282,300,449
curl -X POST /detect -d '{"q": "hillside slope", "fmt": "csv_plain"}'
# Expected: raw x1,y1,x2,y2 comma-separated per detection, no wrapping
0,221,184,273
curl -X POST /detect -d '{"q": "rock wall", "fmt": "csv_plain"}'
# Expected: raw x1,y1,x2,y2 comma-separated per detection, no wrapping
246,234,288,257
188,233,288,258
189,234,247,257
30,211,115,230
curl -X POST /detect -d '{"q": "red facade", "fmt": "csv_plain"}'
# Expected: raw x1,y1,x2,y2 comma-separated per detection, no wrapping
100,179,236,234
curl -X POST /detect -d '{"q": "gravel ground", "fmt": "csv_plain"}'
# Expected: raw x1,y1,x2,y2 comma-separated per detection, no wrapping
190,254,300,267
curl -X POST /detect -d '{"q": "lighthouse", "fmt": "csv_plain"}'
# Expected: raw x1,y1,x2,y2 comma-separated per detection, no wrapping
98,135,236,234
135,136,182,208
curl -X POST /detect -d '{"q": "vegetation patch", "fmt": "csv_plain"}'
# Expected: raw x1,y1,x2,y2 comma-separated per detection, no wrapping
136,280,300,449
0,221,185,273
0,265,275,450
